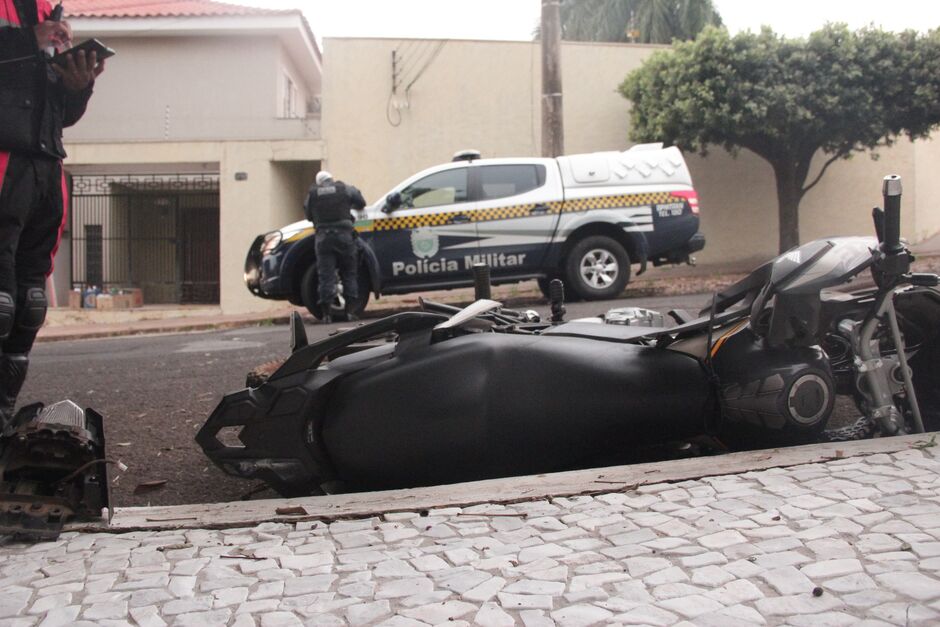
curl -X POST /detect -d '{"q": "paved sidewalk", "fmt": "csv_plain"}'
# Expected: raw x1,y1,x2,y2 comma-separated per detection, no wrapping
38,307,298,343
2,438,939,626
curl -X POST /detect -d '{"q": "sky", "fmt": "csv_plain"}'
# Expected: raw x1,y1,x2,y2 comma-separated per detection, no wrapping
241,0,940,44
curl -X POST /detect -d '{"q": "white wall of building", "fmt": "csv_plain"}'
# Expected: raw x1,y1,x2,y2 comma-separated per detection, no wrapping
64,35,319,143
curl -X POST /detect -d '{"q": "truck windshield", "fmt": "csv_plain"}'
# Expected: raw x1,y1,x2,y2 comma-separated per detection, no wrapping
401,168,469,208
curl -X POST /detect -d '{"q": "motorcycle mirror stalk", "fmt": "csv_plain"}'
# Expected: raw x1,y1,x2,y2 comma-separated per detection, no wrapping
549,278,566,323
289,311,308,353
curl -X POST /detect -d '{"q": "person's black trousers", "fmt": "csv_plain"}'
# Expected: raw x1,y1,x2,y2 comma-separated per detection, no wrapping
0,151,65,354
314,227,358,307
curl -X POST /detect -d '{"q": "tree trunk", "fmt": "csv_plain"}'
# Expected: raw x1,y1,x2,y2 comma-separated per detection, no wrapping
772,162,803,253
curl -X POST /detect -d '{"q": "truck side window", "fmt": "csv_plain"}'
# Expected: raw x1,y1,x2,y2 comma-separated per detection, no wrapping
401,168,469,209
478,165,545,201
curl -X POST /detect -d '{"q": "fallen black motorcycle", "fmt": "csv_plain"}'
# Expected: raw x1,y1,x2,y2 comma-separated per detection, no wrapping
198,175,940,497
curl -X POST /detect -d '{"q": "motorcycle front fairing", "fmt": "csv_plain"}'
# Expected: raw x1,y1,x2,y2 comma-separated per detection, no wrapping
762,237,878,347
198,311,713,496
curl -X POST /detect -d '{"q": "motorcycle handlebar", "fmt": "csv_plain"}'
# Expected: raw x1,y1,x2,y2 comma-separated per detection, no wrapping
882,175,903,254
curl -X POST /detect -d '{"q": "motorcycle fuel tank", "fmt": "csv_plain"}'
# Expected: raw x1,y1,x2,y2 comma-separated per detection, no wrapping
320,332,712,491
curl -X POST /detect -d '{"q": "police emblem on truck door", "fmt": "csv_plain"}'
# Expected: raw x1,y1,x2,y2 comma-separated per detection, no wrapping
410,227,439,258
370,166,478,286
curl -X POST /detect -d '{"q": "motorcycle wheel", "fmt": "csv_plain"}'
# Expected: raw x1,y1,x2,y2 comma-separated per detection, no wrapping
564,235,630,301
300,264,370,321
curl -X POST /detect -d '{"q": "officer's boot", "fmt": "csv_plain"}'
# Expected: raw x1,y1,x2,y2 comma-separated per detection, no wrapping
344,305,359,322
319,305,333,324
0,354,28,432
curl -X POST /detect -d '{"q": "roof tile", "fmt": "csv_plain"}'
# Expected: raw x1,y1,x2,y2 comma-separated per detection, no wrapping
64,0,294,19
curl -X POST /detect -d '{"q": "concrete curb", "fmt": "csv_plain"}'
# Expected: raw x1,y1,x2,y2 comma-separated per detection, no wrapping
79,431,939,533
36,316,290,343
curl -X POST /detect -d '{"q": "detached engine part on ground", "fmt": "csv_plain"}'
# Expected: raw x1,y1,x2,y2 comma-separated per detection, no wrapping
0,401,111,539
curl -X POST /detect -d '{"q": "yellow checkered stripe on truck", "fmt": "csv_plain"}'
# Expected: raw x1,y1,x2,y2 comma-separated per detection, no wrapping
372,190,674,232
565,191,672,212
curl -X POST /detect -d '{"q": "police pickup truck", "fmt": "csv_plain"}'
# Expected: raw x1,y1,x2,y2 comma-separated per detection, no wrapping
244,143,705,319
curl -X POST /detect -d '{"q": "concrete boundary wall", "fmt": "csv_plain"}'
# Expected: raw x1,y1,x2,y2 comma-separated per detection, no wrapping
322,37,940,265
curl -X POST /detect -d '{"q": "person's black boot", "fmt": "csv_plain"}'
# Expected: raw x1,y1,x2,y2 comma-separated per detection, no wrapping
0,354,28,431
319,302,334,324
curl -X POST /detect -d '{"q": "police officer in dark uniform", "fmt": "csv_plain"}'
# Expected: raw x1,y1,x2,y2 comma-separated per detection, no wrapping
0,0,104,428
303,171,366,323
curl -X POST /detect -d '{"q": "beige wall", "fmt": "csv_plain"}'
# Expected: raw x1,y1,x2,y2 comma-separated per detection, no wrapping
322,38,542,202
914,137,940,242
65,36,319,143
320,38,650,194
800,144,917,242
322,37,939,266
270,161,316,228
62,140,324,313
693,143,921,268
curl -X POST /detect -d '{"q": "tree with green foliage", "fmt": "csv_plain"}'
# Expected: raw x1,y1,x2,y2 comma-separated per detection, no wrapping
559,0,722,44
620,25,940,252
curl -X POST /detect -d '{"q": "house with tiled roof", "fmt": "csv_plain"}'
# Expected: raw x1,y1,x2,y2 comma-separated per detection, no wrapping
57,0,323,312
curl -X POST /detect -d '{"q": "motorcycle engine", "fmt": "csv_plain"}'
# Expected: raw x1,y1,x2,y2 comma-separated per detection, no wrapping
0,401,111,539
712,327,835,445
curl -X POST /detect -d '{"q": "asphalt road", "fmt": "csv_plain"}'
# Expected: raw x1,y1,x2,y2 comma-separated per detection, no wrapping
22,292,710,508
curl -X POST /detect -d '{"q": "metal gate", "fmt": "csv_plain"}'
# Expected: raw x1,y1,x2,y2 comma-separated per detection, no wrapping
70,173,220,305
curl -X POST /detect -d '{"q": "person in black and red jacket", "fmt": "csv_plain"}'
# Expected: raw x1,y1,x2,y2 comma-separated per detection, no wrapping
0,0,104,428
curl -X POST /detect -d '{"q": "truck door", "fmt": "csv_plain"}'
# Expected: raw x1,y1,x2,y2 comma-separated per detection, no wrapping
369,166,478,289
470,162,559,278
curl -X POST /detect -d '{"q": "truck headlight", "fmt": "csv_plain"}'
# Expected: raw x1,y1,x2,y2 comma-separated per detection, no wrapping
260,231,282,254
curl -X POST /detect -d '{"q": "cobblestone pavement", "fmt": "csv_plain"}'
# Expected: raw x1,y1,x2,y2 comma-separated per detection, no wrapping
2,446,940,626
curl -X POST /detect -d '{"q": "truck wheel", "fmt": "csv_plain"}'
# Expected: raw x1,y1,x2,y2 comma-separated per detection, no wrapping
564,235,630,300
300,264,371,321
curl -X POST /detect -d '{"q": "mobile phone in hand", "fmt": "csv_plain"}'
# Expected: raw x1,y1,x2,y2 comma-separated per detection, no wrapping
50,38,115,67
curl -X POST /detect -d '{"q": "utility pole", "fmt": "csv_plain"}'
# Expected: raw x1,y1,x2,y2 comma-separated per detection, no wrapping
541,0,564,157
